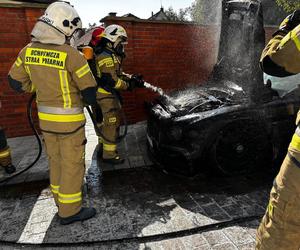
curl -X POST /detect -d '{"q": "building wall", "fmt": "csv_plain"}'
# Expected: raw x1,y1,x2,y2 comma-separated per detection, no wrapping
0,5,46,137
103,18,221,124
0,10,277,137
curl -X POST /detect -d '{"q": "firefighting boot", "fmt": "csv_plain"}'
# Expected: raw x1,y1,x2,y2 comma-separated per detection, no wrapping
4,164,16,174
102,146,125,164
59,207,96,225
102,155,125,165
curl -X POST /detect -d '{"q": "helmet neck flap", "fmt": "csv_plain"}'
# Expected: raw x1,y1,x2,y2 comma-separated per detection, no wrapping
31,21,66,45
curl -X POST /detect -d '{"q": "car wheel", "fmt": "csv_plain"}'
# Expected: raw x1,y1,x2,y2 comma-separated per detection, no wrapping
208,121,273,176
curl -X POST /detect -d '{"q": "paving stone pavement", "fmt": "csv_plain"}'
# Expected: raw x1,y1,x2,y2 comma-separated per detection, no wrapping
0,111,151,186
0,113,275,249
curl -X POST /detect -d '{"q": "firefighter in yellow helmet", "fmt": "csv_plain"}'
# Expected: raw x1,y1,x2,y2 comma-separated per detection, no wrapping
8,2,97,225
94,24,144,164
256,10,300,250
0,127,16,175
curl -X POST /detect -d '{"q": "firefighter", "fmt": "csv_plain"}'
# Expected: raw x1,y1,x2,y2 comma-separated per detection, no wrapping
90,26,105,48
256,10,300,250
0,127,16,175
80,26,105,83
94,24,144,164
8,2,97,225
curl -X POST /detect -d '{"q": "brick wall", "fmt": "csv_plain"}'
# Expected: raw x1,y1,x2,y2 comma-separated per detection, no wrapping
0,8,277,138
0,4,46,138
102,17,221,123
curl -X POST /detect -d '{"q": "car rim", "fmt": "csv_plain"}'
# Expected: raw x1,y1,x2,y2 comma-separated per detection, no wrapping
213,122,271,175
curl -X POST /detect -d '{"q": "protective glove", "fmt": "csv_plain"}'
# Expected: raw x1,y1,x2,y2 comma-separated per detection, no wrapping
274,9,300,36
120,74,131,83
97,73,115,88
127,74,144,91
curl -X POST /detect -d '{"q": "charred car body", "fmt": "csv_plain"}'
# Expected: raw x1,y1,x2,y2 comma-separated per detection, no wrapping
147,0,300,176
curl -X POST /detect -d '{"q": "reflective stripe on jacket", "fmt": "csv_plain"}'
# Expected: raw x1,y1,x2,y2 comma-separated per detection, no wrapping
9,42,97,133
95,51,128,94
261,24,300,74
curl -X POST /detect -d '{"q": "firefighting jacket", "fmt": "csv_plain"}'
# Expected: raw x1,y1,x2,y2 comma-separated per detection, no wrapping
260,24,300,125
8,42,97,133
260,24,300,76
95,49,129,95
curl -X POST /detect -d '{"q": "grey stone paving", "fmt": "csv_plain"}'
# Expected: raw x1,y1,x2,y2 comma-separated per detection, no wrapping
0,113,274,249
0,111,151,186
0,135,48,185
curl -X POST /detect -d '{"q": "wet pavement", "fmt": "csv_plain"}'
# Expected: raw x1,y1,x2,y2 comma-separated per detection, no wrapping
0,113,274,249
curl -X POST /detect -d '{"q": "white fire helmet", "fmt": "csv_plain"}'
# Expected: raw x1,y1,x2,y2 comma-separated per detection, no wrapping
103,25,127,43
39,1,82,37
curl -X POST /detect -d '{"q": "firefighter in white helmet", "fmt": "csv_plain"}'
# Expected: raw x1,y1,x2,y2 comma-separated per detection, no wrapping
94,24,144,164
8,1,97,225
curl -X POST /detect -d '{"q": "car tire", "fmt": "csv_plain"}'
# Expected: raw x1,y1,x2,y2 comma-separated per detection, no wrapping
208,121,273,176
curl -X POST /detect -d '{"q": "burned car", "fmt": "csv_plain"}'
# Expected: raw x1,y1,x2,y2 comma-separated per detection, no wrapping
146,0,300,176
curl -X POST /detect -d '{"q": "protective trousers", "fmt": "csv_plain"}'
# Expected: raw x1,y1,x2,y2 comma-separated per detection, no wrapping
0,146,12,168
0,128,12,168
43,127,86,218
96,92,121,159
256,131,300,250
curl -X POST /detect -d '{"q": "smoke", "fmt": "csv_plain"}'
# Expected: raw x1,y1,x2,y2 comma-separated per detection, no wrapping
201,0,222,25
190,0,223,79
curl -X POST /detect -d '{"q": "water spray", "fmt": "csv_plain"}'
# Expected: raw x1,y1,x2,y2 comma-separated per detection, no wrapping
143,81,170,100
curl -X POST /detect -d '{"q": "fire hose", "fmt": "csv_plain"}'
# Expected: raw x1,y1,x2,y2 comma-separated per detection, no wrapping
0,214,263,247
0,94,42,184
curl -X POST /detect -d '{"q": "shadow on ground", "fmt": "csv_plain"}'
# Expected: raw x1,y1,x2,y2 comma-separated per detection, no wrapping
41,165,272,249
0,120,275,249
0,158,274,249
